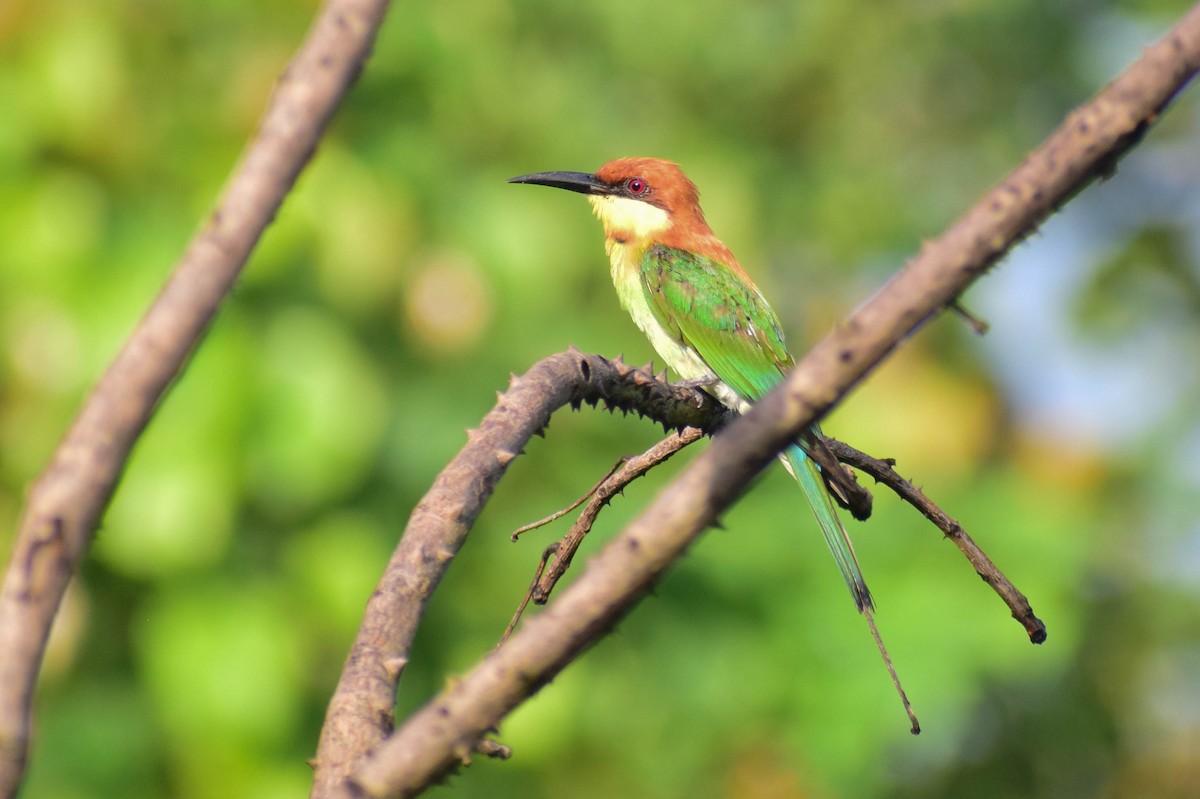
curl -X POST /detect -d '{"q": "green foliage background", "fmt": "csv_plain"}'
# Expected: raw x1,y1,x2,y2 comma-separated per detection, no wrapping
2,1,1199,797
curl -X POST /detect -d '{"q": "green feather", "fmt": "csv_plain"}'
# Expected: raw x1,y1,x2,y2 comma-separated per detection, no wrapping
642,245,792,402
783,445,873,611
639,245,873,612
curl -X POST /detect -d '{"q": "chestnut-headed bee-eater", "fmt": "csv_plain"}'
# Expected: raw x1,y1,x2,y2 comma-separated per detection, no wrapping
509,157,917,731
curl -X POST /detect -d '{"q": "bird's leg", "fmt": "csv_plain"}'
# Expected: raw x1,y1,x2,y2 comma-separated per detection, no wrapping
672,375,719,391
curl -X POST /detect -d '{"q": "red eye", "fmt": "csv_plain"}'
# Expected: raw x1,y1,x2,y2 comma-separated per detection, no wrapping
626,178,647,195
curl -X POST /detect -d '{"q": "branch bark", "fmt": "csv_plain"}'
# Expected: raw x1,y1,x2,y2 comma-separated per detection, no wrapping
335,9,1200,797
0,1,393,796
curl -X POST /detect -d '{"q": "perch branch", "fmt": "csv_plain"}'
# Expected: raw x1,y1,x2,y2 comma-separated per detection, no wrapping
0,1,394,796
340,12,1200,796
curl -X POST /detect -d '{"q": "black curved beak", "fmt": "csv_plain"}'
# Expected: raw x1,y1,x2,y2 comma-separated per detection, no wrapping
507,170,611,195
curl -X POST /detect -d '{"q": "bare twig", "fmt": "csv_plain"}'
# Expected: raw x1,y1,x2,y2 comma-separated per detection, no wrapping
498,545,557,647
509,457,630,540
472,739,512,760
342,13,1200,796
949,300,990,335
0,2,394,796
530,428,707,604
826,440,1047,643
503,427,707,640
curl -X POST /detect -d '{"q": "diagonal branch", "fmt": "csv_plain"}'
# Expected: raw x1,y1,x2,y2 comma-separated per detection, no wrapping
825,439,1046,643
340,9,1200,797
0,1,394,796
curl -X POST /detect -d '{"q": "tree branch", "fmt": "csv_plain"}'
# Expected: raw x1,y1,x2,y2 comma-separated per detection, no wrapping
338,10,1200,797
308,352,726,796
501,426,708,638
825,440,1047,643
0,1,393,796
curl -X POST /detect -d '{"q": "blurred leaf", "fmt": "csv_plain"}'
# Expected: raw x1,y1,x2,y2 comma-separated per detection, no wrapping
135,582,307,747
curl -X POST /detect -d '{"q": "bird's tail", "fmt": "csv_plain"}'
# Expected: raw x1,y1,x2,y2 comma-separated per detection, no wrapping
782,444,873,613
783,445,919,732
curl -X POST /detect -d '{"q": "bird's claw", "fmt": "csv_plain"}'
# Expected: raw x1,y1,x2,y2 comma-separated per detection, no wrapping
673,376,718,391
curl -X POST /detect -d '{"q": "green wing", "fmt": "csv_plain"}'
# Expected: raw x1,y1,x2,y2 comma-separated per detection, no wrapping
641,244,794,402
641,245,873,612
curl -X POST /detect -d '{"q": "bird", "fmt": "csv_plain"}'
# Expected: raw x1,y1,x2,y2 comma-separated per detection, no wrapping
509,157,919,732
509,157,871,607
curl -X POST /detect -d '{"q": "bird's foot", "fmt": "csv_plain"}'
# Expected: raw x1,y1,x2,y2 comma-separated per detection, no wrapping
672,376,718,391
